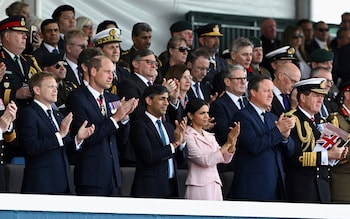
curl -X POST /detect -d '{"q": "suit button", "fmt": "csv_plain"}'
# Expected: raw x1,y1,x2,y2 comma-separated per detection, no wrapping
327,168,331,171
317,175,319,178
0,161,3,164
316,167,319,171
1,145,4,149
328,175,331,179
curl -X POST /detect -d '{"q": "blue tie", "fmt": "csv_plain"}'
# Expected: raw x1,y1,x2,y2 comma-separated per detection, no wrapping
52,48,59,54
280,93,290,111
47,109,58,132
194,83,201,98
156,119,174,178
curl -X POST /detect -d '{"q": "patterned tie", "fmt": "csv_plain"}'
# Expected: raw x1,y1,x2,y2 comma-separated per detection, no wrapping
52,48,59,54
97,94,106,117
47,109,58,132
280,93,290,111
147,81,152,86
194,83,201,98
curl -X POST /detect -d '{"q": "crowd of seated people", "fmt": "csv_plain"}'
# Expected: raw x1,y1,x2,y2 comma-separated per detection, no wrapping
1,1,350,204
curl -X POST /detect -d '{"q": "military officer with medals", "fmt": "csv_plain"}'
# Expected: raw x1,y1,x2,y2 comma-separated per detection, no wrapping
0,15,41,162
284,78,347,203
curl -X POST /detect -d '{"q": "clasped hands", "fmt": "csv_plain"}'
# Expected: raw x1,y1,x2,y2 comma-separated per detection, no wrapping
275,113,296,140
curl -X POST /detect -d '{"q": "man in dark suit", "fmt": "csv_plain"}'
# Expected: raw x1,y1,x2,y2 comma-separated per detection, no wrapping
284,78,346,203
0,15,42,162
271,62,301,116
228,75,295,201
18,72,94,194
130,85,186,198
210,64,247,172
194,23,226,94
32,19,62,69
306,21,330,56
186,48,214,103
67,55,138,196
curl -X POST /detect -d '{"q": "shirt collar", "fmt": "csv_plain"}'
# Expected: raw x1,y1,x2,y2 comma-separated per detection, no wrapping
298,106,314,120
34,99,51,112
87,84,103,100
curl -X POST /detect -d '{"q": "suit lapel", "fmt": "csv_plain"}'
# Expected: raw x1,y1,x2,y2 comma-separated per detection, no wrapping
32,102,58,133
83,86,105,120
144,115,163,146
246,103,266,131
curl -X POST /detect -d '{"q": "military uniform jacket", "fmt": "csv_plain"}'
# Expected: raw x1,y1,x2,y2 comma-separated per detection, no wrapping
0,47,41,109
284,107,331,203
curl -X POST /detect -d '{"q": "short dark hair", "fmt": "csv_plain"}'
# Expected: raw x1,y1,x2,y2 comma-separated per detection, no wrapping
130,49,155,72
164,64,188,81
132,22,152,37
87,56,104,76
247,75,272,98
96,20,118,34
78,47,103,73
29,71,55,96
52,5,75,21
186,47,210,65
143,84,168,102
185,98,208,116
40,19,57,33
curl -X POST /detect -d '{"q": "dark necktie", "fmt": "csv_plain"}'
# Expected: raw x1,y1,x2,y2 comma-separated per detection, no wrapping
156,120,166,145
194,83,201,98
238,98,244,109
14,55,24,75
52,48,59,54
261,112,270,129
47,109,58,132
97,94,106,117
147,81,152,86
280,93,290,111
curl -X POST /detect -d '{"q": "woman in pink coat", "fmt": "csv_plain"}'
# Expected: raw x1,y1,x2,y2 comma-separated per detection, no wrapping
184,98,240,200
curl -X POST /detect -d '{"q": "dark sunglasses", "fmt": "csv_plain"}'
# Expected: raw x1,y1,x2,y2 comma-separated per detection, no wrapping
177,46,191,52
55,61,68,69
317,28,329,32
292,33,304,39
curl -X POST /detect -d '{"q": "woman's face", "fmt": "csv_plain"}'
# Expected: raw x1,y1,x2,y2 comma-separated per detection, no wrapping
169,40,189,64
190,105,209,128
291,30,303,48
179,70,191,92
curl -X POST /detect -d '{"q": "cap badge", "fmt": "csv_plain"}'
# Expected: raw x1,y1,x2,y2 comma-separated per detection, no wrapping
287,47,295,55
213,25,219,33
20,18,25,26
109,29,116,36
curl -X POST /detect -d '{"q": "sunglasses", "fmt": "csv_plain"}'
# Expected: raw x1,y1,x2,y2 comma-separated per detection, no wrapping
176,46,191,53
55,61,68,69
317,28,329,32
292,33,304,39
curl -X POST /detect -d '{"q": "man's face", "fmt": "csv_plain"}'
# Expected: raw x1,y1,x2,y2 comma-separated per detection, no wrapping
300,92,325,115
4,30,27,54
133,54,158,82
44,61,67,81
174,30,193,47
261,19,277,40
230,46,253,69
225,69,246,96
35,77,58,105
312,61,333,71
146,92,169,118
300,22,313,42
66,37,88,60
132,31,152,50
251,46,263,64
188,56,210,83
102,42,120,63
42,22,60,46
200,36,220,55
250,79,274,110
92,57,114,91
314,22,329,42
58,10,76,35
313,69,333,93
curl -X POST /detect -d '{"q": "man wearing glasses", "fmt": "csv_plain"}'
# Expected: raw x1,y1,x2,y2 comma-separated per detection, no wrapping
306,21,330,56
42,53,76,116
63,29,88,86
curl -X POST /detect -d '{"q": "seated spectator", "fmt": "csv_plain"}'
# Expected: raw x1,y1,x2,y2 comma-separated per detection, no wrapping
247,37,271,81
76,16,94,47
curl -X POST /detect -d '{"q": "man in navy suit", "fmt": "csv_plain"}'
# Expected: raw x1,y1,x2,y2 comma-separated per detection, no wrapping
210,64,247,172
130,85,187,198
18,72,94,194
271,62,301,117
67,55,138,196
228,75,295,201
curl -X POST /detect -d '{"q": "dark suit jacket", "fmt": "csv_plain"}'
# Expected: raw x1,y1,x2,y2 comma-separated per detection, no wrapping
305,39,322,56
67,86,123,196
205,54,226,94
271,93,290,117
18,102,73,194
285,108,331,203
32,43,51,69
228,103,294,201
130,114,180,198
64,62,80,87
187,82,211,103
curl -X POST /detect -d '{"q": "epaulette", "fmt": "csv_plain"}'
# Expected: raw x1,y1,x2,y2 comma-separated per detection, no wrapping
121,50,130,56
64,80,77,91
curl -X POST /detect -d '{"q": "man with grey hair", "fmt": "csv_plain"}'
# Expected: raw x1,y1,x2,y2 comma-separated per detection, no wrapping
213,37,253,93
210,64,247,172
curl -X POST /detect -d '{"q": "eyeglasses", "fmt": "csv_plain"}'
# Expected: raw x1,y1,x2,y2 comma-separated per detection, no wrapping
317,28,329,32
195,66,210,73
55,61,68,69
139,59,158,67
283,72,298,84
228,77,246,82
70,44,87,49
325,79,334,86
292,33,304,39
176,46,191,53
